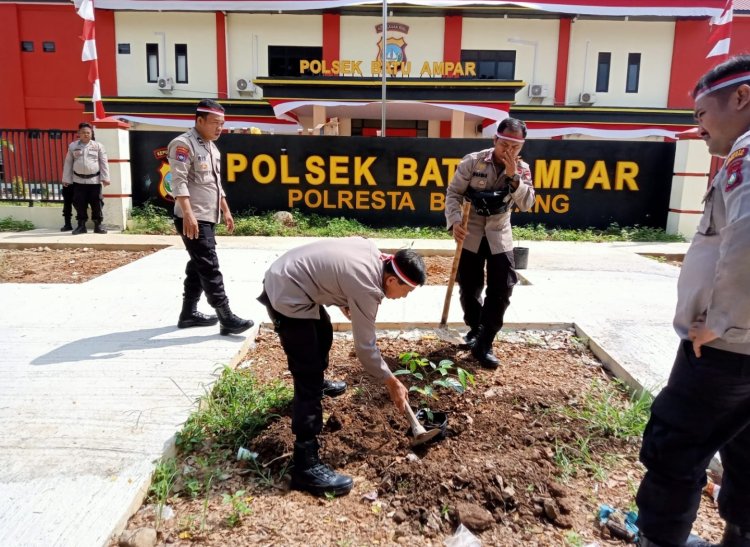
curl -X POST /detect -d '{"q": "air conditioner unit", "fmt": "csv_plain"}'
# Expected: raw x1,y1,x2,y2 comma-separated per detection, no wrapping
236,78,256,94
579,91,596,104
528,83,549,98
157,76,174,91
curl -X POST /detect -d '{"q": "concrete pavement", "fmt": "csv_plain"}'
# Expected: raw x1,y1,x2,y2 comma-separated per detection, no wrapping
0,229,689,546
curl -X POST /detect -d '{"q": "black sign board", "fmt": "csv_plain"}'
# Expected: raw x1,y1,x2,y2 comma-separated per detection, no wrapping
130,132,675,229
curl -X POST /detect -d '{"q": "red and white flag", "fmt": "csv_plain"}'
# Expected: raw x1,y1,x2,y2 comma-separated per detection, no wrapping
75,0,105,119
706,0,733,58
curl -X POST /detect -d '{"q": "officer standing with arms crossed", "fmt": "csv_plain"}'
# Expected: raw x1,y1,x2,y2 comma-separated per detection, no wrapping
445,118,535,368
61,122,110,234
168,99,253,336
635,55,750,547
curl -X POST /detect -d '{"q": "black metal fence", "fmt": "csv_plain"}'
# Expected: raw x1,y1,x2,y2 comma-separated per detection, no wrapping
0,129,77,205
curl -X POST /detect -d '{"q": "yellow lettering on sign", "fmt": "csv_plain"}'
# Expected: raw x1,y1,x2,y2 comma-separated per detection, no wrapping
299,60,310,73
280,155,299,184
563,160,586,189
226,153,247,183
286,189,415,211
584,160,611,190
419,61,432,77
432,62,444,76
339,190,353,208
354,156,377,186
552,194,570,213
305,156,326,185
465,62,476,77
251,154,276,184
420,158,444,187
430,192,445,211
329,156,348,185
615,161,639,190
371,191,386,209
396,158,418,186
443,158,461,181
371,61,382,76
535,159,561,189
288,189,303,207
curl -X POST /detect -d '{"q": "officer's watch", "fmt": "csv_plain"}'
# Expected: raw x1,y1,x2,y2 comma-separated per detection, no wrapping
508,173,521,184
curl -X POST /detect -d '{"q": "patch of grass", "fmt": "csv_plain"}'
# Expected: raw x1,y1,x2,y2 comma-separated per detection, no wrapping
125,205,684,242
553,436,609,482
128,202,176,234
222,489,252,527
176,365,293,453
563,380,652,440
0,216,34,231
147,458,178,529
564,531,585,547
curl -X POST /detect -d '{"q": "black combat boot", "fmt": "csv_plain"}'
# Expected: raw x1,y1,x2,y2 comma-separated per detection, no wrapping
215,303,254,336
322,379,347,398
177,299,218,329
93,222,107,234
71,222,87,235
291,439,353,497
60,217,73,232
463,327,480,348
640,534,716,547
722,523,750,547
471,326,500,369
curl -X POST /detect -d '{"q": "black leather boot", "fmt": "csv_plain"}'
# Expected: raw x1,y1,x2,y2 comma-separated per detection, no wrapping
640,534,717,547
93,222,107,234
215,303,253,336
322,379,347,398
463,327,480,348
722,523,750,547
291,439,353,497
72,222,87,235
471,327,500,369
60,218,73,232
177,299,218,329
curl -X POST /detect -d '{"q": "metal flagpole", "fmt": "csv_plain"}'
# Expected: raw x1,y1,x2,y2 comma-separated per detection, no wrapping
381,0,387,137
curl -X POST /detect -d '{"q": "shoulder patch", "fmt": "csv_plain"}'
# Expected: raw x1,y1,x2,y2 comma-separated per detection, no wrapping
725,147,747,192
174,146,190,163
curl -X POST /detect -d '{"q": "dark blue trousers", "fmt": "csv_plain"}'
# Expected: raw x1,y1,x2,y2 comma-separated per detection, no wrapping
636,340,750,545
174,217,227,308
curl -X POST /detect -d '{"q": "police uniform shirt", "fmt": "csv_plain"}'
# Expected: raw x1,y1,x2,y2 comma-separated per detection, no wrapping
445,147,535,254
168,128,225,224
674,128,750,354
62,140,109,185
262,237,392,381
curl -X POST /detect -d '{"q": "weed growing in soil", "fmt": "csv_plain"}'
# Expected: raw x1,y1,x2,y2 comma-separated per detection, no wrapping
0,216,34,231
176,366,292,453
222,490,252,527
148,458,178,530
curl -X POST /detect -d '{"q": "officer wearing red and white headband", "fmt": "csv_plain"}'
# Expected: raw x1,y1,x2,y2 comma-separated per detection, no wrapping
635,55,750,547
168,99,253,336
257,237,426,497
445,117,535,369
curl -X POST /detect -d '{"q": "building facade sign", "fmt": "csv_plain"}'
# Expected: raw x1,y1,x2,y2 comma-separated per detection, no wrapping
130,133,674,229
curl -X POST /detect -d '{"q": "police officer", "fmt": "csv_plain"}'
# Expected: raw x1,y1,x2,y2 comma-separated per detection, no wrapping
61,122,109,234
636,55,750,547
257,238,426,497
168,99,253,336
445,118,535,369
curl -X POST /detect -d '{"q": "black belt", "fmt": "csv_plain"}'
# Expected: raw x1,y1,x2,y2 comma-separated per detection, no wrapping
74,171,100,179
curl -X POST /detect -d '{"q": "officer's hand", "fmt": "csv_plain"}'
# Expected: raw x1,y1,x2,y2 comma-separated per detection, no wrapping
224,211,235,234
503,150,518,177
384,375,409,414
452,221,467,244
102,180,111,187
339,306,352,320
183,213,199,240
688,316,718,358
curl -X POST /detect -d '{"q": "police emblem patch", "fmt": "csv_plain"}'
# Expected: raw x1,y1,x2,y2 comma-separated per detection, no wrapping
725,147,747,192
175,146,190,163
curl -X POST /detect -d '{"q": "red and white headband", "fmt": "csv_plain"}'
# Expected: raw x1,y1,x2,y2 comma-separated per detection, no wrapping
694,71,750,101
197,107,225,116
380,253,418,288
495,133,525,144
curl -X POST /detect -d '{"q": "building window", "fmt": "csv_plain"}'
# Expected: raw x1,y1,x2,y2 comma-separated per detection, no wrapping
460,50,516,80
269,45,323,77
351,119,428,137
175,44,188,83
42,41,56,53
146,43,159,83
21,41,34,52
118,43,131,54
626,53,641,93
596,52,610,93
